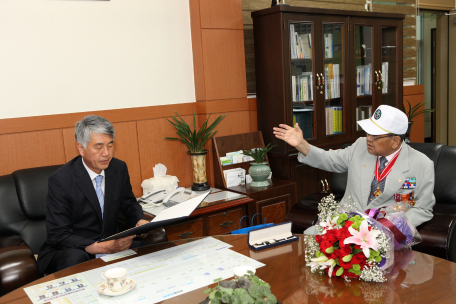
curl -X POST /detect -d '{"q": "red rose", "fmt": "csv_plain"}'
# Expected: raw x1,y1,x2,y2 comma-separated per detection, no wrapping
339,258,353,270
336,227,352,243
331,249,341,260
344,221,354,228
352,252,366,264
340,246,352,256
315,235,323,243
320,240,332,252
325,229,338,243
354,245,361,249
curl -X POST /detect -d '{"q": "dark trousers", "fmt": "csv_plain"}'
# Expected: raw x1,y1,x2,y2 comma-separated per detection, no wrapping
43,240,150,275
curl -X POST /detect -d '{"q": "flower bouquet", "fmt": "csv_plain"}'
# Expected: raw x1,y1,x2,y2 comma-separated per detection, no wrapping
305,195,395,282
373,203,422,250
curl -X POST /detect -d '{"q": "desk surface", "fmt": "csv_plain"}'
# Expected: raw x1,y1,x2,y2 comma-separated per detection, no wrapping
1,235,455,304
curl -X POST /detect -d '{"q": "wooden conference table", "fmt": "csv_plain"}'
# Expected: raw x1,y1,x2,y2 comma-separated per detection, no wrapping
1,234,455,304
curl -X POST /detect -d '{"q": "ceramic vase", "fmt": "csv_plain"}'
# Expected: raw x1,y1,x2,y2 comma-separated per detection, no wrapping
188,150,210,191
248,162,271,187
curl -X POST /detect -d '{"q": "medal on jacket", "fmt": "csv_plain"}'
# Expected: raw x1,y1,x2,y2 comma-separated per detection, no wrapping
373,148,402,197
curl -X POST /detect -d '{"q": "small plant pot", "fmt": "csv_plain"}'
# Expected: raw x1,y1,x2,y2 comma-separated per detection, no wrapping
248,162,271,187
188,150,210,191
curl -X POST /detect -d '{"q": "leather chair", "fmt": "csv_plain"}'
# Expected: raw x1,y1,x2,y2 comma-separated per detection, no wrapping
286,142,456,262
0,165,168,296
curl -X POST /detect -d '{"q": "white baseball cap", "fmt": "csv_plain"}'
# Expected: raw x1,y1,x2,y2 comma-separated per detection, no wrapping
357,105,408,135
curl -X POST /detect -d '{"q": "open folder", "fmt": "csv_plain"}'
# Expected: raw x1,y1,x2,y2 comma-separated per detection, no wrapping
101,190,211,242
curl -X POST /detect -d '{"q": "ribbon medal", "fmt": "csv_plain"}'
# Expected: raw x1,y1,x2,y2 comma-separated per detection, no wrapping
394,191,415,206
401,177,416,189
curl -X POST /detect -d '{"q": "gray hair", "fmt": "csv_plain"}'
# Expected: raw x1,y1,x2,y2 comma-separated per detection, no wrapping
75,116,115,149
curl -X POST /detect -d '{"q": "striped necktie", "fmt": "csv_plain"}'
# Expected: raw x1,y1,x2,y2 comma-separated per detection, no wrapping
368,156,388,204
95,175,104,218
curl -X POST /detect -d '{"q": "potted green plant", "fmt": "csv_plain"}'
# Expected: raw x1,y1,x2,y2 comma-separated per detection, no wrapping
243,143,276,188
201,271,280,304
165,110,226,191
403,99,434,141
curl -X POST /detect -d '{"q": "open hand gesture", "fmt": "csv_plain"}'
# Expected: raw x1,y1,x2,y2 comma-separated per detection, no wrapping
273,123,310,156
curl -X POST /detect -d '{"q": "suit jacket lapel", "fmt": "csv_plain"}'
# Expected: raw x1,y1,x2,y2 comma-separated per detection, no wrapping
103,164,116,232
360,151,377,207
75,158,103,223
370,145,410,208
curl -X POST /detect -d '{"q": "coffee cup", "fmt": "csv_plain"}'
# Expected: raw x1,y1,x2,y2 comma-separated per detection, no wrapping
101,267,127,292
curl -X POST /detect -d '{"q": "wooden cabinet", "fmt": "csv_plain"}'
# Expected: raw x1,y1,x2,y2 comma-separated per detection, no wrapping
212,132,297,222
251,6,404,199
146,197,253,241
165,205,247,241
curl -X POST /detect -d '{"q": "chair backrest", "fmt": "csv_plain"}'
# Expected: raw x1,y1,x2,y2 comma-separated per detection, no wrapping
330,144,350,194
434,146,456,205
0,165,62,254
408,143,445,170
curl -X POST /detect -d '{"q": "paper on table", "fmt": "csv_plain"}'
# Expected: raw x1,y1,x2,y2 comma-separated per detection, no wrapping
151,190,210,223
100,249,137,262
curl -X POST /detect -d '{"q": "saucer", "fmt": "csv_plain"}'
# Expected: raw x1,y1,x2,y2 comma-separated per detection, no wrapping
98,278,136,296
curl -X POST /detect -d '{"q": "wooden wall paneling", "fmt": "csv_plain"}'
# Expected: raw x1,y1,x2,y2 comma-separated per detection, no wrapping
189,0,206,101
62,122,143,197
111,122,142,197
0,103,198,136
199,0,243,29
244,25,256,94
62,128,79,162
205,98,249,113
213,111,251,137
403,85,425,143
137,117,195,188
249,111,258,132
201,29,247,100
0,130,66,176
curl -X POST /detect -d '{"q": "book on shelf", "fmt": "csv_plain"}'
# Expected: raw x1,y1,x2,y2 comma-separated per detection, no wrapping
324,63,340,99
290,24,312,59
356,64,371,96
355,105,372,131
293,110,313,139
292,72,313,102
324,33,333,58
325,106,343,135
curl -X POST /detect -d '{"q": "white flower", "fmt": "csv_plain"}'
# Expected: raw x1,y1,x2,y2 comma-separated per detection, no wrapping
319,216,340,233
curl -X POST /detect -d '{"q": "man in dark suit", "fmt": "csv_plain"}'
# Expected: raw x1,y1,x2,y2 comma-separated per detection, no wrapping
37,116,149,275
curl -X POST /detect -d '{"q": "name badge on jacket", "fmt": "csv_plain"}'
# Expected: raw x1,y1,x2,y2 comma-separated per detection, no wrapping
400,177,416,189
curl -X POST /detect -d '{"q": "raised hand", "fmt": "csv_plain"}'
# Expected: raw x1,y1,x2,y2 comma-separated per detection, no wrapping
273,123,310,156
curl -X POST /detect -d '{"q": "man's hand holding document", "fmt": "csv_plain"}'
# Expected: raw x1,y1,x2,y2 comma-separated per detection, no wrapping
101,191,210,242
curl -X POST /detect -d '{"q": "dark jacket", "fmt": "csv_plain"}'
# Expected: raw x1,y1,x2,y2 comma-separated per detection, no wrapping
37,156,145,274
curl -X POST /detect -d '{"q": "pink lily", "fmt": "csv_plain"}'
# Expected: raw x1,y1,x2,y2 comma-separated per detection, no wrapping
343,220,380,258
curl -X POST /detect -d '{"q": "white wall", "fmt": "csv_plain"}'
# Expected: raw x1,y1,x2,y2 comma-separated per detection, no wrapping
0,0,196,119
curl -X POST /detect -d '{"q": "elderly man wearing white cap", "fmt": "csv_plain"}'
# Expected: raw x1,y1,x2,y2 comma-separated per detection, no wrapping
273,105,435,231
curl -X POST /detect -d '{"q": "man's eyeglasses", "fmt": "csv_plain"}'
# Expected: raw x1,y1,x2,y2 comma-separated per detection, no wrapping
365,133,394,142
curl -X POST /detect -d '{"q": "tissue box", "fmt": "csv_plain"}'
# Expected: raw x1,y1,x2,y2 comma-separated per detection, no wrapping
248,222,298,251
223,168,246,187
226,151,243,162
232,154,244,164
220,157,232,166
141,175,179,195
